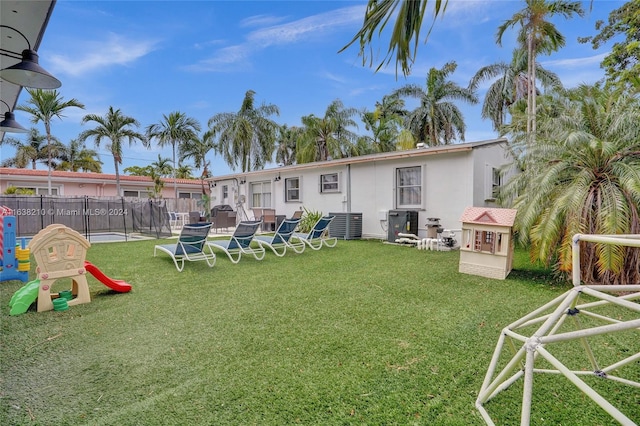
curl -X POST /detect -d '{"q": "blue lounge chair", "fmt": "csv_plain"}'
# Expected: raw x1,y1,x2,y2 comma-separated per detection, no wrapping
207,221,265,263
291,215,337,250
153,222,216,272
254,218,305,257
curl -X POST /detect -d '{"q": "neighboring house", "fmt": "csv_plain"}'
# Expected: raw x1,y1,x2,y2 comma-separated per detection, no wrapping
208,138,515,239
458,206,517,280
0,168,207,200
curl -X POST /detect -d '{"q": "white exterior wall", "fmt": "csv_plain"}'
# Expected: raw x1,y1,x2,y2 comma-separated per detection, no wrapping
208,139,514,238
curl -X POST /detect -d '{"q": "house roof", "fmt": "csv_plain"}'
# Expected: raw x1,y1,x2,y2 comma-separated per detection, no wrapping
208,138,508,182
460,206,517,227
0,167,205,187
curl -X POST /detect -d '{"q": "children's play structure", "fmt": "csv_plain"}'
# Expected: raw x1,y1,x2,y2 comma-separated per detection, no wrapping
458,206,517,280
476,233,640,425
0,207,30,283
6,221,132,316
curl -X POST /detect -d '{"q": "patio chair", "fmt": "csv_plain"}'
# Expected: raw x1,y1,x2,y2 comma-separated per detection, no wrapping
261,208,277,232
153,222,216,272
206,220,265,264
291,210,303,220
291,215,337,250
254,218,305,257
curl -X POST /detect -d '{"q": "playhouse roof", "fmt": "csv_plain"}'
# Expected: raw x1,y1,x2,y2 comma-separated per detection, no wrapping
460,207,517,227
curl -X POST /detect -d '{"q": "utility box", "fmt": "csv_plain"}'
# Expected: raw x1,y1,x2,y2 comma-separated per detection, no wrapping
329,212,363,240
387,210,418,242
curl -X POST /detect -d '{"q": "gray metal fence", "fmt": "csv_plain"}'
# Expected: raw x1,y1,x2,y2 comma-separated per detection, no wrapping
0,195,172,240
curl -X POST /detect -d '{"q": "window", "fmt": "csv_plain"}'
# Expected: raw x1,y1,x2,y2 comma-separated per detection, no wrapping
396,166,422,208
222,185,228,199
123,189,151,198
492,168,502,199
178,192,200,199
15,186,59,195
485,164,502,200
320,173,340,193
285,177,301,202
250,181,272,208
474,230,496,253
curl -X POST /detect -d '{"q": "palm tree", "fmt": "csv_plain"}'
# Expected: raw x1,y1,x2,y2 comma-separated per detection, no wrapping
209,90,280,173
56,139,102,172
275,125,302,166
361,94,407,152
78,106,148,196
340,0,449,76
393,61,478,146
17,88,85,194
0,128,62,169
150,155,173,177
180,132,216,193
297,99,360,163
146,111,201,199
175,164,193,179
500,84,640,285
496,0,584,143
469,48,562,131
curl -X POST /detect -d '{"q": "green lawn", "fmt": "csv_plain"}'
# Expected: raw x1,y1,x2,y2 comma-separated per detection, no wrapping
1,239,638,425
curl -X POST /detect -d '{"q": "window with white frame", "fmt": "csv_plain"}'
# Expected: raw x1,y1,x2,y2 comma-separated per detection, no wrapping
396,166,422,208
178,192,200,199
285,177,301,202
320,173,340,193
250,181,272,208
123,189,151,198
16,186,59,195
222,185,228,199
492,168,502,199
485,164,502,200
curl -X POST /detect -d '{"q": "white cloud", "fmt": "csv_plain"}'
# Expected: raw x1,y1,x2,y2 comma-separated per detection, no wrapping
541,53,607,69
240,14,288,28
188,5,365,72
49,33,158,77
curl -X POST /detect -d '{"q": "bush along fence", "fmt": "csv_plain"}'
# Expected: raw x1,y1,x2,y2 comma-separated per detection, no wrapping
0,196,172,240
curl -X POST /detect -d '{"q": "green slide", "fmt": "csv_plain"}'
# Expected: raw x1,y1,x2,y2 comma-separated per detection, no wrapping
9,280,40,316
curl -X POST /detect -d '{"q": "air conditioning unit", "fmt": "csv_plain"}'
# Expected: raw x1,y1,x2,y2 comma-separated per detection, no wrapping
328,212,362,240
387,210,418,242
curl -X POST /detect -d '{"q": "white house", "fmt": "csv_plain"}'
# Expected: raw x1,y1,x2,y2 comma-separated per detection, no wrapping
207,138,515,240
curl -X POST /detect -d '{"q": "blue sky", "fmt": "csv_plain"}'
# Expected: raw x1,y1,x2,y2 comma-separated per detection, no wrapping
2,0,623,177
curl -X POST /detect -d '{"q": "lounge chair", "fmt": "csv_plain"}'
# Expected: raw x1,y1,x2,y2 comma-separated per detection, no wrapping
291,216,337,250
254,218,305,257
207,221,265,263
153,222,216,272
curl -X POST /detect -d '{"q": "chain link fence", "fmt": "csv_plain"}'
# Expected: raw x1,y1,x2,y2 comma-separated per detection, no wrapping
0,196,172,240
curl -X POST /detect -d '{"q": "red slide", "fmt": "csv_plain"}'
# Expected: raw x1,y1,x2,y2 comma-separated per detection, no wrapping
84,261,132,292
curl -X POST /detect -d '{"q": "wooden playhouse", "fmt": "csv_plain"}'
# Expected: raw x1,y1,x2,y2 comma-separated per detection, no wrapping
458,207,517,280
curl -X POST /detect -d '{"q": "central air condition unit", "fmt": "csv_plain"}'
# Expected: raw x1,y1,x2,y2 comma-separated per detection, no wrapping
329,212,362,240
387,210,418,242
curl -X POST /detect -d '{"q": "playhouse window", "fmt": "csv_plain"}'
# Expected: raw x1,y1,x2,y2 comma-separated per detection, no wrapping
474,230,496,253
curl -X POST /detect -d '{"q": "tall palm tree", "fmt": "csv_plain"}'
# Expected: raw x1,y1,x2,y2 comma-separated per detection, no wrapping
393,61,478,146
361,94,407,152
275,125,302,166
469,48,562,131
146,111,201,199
17,88,85,194
78,106,148,196
209,90,280,172
0,128,62,169
297,99,360,163
496,0,584,143
56,139,102,172
180,131,216,193
501,84,640,285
